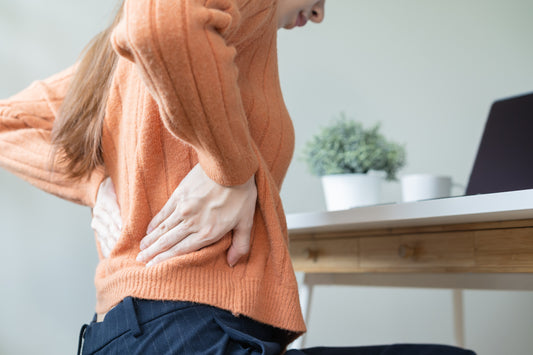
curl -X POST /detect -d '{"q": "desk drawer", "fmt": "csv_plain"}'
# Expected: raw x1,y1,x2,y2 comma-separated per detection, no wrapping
359,232,476,271
290,238,359,272
289,232,476,272
289,220,533,273
475,227,533,269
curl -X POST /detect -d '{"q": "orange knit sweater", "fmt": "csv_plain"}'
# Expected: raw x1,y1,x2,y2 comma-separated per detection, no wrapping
0,0,306,336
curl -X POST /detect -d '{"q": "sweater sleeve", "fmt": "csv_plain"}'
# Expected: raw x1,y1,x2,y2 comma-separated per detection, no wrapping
110,0,268,186
0,67,106,207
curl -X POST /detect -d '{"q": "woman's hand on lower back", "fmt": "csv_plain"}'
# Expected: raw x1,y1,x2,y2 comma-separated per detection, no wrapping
91,177,123,258
136,163,257,268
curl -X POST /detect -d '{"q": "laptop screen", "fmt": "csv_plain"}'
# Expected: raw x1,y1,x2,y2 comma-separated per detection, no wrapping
466,92,533,195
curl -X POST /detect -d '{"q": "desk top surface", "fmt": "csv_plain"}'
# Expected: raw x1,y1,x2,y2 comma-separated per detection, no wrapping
287,189,533,234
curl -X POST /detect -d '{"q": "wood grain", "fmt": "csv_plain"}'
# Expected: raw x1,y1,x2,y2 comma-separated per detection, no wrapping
289,219,533,273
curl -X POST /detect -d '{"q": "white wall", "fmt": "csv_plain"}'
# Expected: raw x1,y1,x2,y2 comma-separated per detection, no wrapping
278,1,533,354
279,0,533,210
0,1,116,354
1,0,533,354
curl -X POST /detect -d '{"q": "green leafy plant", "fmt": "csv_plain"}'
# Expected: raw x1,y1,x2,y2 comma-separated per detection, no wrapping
302,114,406,180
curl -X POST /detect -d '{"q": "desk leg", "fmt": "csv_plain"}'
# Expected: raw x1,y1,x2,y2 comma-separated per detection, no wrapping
453,289,465,348
289,273,315,350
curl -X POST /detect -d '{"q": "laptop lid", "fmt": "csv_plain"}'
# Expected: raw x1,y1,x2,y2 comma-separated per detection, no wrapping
465,92,533,195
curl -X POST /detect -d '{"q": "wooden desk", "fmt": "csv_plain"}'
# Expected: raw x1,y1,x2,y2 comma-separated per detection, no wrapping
287,189,533,348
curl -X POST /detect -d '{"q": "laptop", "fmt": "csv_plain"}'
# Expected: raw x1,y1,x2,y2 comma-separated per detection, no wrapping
465,92,533,195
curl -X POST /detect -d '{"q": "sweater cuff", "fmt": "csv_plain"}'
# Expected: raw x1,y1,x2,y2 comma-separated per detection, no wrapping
197,148,258,186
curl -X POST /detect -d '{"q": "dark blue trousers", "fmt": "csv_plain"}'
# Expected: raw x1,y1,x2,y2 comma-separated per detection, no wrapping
78,297,476,355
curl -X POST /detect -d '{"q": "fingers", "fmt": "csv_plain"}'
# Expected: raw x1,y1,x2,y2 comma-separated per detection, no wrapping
138,219,219,266
92,178,123,258
102,179,123,229
91,217,120,258
91,216,121,243
146,195,179,234
137,167,257,268
140,212,184,250
142,232,213,267
91,204,122,236
227,190,256,267
93,178,122,230
226,222,252,267
138,220,252,268
136,222,192,264
91,220,116,258
92,218,111,258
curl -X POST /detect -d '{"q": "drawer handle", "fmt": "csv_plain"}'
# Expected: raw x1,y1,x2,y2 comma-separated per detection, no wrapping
305,248,320,262
398,244,415,259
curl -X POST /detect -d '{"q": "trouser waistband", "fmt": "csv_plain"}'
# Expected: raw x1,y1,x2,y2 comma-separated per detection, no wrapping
78,297,198,354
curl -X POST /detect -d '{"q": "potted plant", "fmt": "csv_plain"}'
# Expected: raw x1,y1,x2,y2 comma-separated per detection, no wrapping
302,114,406,210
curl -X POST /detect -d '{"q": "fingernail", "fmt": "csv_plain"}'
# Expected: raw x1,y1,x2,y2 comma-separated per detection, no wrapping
146,260,155,268
228,258,238,268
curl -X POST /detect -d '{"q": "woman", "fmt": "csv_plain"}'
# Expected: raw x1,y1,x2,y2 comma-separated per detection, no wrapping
0,0,476,354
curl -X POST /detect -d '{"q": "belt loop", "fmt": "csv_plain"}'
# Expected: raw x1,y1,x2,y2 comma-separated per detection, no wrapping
77,324,89,355
123,297,143,337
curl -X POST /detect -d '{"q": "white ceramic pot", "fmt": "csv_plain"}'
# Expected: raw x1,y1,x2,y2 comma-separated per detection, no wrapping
321,173,382,211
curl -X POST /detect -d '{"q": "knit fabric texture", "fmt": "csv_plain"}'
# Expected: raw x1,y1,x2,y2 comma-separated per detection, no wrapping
0,0,306,336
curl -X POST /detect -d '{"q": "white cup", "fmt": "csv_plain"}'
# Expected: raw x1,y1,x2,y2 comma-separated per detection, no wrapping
401,174,452,202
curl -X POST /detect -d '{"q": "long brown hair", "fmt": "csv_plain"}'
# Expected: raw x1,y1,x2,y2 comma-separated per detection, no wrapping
51,2,124,179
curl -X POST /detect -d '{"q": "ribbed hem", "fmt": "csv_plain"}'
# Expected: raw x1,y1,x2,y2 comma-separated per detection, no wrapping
94,262,306,337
